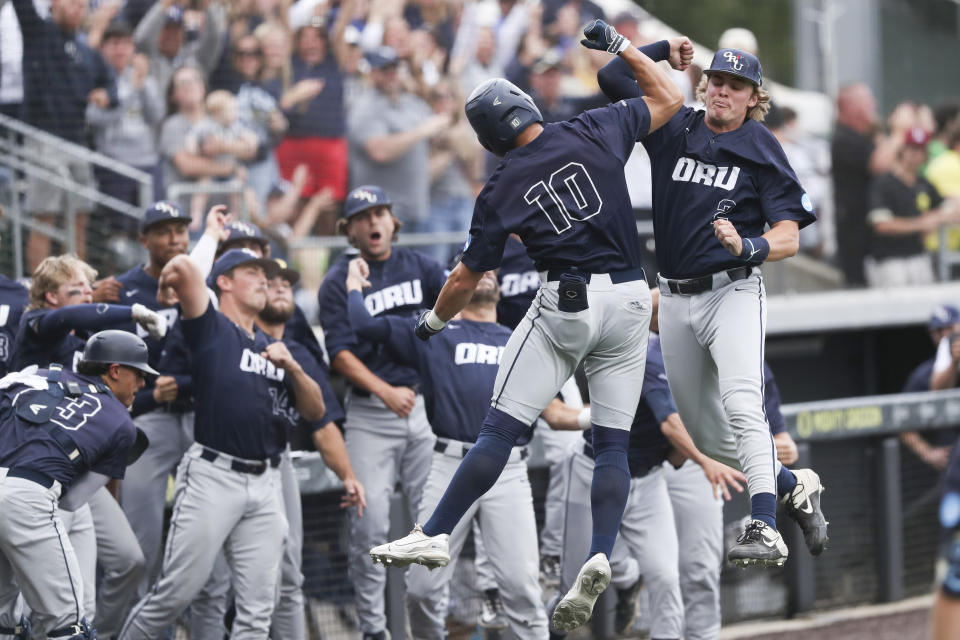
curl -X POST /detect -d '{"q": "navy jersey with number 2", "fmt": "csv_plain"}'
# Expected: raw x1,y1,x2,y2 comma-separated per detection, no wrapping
461,98,652,273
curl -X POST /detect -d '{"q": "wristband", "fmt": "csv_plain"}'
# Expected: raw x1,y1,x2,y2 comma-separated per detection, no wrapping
739,237,770,264
577,407,592,430
425,309,446,331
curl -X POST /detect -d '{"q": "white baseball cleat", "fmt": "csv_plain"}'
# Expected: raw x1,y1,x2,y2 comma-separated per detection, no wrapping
369,525,450,570
727,519,789,567
551,553,611,632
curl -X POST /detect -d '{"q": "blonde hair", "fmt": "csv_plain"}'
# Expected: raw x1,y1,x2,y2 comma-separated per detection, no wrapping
205,90,236,119
254,21,292,91
28,254,96,311
695,74,771,122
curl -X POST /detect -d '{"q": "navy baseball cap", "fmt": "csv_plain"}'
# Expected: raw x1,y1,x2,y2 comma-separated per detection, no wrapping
207,248,279,289
366,46,399,70
930,304,960,330
343,185,392,219
164,6,184,25
220,221,269,253
706,48,763,87
272,258,300,286
141,201,187,233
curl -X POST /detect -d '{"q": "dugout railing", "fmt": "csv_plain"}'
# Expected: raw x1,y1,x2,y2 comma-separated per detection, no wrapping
289,389,960,639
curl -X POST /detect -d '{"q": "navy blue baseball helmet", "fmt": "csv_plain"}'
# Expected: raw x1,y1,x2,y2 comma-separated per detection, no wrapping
705,48,763,87
343,185,392,218
465,78,543,157
82,330,159,376
930,304,960,331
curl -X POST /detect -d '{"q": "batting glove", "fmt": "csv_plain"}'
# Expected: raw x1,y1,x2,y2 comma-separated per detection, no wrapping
131,303,168,340
414,309,445,342
581,19,629,55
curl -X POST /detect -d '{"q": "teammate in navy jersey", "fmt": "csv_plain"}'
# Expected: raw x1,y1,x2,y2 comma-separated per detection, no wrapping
119,248,326,639
0,330,149,640
370,20,684,633
13,255,167,373
0,275,28,379
348,258,548,639
597,43,825,567
496,236,540,331
318,185,445,639
190,259,365,640
544,334,744,639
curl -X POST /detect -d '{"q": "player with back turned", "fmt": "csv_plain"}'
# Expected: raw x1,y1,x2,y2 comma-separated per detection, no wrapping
369,20,684,633
596,35,826,567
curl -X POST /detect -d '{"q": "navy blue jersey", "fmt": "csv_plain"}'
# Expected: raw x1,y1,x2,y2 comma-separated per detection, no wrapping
496,236,539,330
0,276,28,376
904,358,935,393
116,265,180,367
181,305,298,459
585,335,677,473
286,304,327,368
947,436,960,495
346,290,521,443
13,304,136,372
280,338,345,439
460,98,651,274
0,367,136,485
764,361,786,436
318,248,445,388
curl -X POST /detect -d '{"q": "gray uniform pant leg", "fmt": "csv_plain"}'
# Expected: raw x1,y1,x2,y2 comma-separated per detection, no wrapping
89,487,146,638
345,395,433,635
188,552,231,640
664,460,723,640
658,274,777,497
270,448,306,640
472,520,497,592
119,446,287,640
0,478,85,636
59,504,96,626
121,410,195,595
406,453,546,640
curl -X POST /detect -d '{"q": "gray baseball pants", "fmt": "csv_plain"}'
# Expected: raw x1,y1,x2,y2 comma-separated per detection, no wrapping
0,473,86,638
664,460,723,640
119,443,287,640
120,409,195,596
560,450,684,638
59,504,95,626
538,379,584,558
344,392,434,635
406,446,547,639
657,271,779,498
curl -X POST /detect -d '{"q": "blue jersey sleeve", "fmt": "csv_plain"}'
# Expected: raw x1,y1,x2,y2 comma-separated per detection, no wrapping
595,41,671,103
89,417,136,479
381,316,420,367
317,269,357,362
763,361,786,435
573,98,651,164
755,131,817,229
28,304,133,338
346,290,391,341
460,197,509,273
642,340,678,424
180,304,221,353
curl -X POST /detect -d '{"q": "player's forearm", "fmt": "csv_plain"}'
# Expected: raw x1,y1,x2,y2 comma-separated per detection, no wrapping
596,42,669,102
288,366,326,421
34,304,135,336
160,255,208,318
619,46,682,131
760,220,800,262
540,398,587,431
433,262,484,322
313,422,358,483
660,413,707,467
346,290,390,341
931,365,959,391
331,350,391,396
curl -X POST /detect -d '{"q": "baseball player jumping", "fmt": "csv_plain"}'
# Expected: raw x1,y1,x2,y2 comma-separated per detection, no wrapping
369,20,684,633
597,37,826,566
0,330,149,639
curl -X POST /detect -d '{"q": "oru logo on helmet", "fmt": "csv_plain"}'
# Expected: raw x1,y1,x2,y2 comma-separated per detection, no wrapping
723,51,744,71
353,189,379,204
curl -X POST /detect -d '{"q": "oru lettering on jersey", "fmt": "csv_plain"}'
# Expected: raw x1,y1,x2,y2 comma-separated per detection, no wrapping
239,348,286,381
670,157,741,191
454,342,505,366
500,271,540,298
364,280,423,316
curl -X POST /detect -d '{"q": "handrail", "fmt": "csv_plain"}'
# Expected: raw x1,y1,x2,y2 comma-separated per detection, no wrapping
165,180,249,221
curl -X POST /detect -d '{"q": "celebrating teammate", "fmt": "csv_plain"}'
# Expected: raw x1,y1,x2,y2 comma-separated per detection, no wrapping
0,330,149,639
369,19,684,633
347,257,548,638
119,249,326,639
597,39,826,566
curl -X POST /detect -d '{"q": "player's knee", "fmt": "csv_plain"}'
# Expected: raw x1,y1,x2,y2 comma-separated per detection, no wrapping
591,425,630,455
479,407,529,446
719,386,764,426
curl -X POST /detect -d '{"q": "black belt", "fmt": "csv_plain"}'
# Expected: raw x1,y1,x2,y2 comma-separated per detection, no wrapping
350,386,372,398
435,440,529,460
7,467,56,488
546,267,646,285
582,444,655,479
199,447,280,475
662,266,752,295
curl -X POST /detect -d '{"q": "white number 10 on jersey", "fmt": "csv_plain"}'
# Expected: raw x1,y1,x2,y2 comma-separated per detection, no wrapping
524,162,603,234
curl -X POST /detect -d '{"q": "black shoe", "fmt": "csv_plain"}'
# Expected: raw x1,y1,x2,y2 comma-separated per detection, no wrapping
540,554,561,588
478,588,507,629
727,519,788,567
614,576,644,634
782,468,829,555
363,631,390,640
